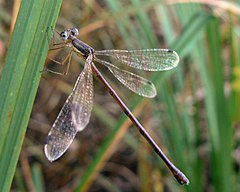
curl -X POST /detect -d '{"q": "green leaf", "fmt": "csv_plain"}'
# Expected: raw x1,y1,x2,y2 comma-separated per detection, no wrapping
0,0,62,191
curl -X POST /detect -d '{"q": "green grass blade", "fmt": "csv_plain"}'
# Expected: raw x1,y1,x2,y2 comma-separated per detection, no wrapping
32,163,45,192
0,0,62,191
205,16,233,192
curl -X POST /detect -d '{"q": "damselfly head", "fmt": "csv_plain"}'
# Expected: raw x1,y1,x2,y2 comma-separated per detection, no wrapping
60,30,69,41
59,28,78,41
69,28,79,37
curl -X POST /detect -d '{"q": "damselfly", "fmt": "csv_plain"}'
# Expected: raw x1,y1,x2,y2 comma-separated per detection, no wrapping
44,28,189,185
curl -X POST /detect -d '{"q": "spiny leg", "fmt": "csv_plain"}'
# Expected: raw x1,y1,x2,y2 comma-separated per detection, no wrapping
46,49,73,75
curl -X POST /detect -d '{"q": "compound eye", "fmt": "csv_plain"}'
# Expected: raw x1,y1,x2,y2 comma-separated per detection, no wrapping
70,28,79,36
60,31,68,40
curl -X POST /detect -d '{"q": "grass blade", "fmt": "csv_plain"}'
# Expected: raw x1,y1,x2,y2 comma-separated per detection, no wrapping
0,0,62,191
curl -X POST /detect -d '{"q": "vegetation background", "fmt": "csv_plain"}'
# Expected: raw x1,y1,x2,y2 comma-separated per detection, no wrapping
0,0,239,191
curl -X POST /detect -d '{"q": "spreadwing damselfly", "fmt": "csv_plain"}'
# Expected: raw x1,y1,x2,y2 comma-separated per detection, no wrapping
44,28,189,185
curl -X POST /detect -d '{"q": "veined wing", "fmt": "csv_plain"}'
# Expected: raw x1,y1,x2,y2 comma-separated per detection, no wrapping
71,54,94,130
44,54,94,162
95,57,156,98
95,49,179,71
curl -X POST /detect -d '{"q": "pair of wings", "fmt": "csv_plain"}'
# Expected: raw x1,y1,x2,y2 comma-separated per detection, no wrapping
44,49,179,162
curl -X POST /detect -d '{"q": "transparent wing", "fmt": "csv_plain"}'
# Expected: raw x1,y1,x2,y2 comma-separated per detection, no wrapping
95,49,179,71
95,57,156,98
71,54,94,130
44,54,94,162
44,96,78,162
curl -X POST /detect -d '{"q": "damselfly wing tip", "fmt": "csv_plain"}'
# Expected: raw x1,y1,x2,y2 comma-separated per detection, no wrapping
157,49,180,71
144,80,157,98
44,135,62,162
44,142,66,162
44,133,74,162
44,144,56,162
171,50,180,68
